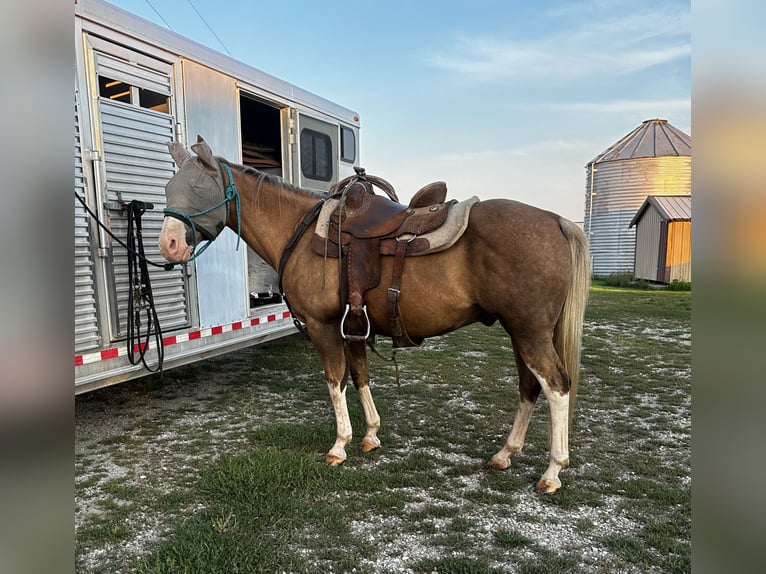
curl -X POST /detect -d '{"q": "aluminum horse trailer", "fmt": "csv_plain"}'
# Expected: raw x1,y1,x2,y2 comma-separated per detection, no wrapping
75,0,361,393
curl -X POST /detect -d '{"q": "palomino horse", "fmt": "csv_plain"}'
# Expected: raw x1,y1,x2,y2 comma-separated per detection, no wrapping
158,136,590,493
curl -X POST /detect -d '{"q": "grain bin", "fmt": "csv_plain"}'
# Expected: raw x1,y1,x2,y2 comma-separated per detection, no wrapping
584,119,691,277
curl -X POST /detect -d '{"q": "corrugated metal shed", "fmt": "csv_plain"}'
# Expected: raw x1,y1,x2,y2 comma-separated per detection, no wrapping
630,195,692,283
629,195,692,227
584,119,691,277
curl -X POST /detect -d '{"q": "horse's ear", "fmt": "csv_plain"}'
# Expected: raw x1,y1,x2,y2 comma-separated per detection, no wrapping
168,141,191,166
190,135,217,171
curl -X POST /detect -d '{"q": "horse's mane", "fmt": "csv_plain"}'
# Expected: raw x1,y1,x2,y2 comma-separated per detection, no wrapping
225,160,319,199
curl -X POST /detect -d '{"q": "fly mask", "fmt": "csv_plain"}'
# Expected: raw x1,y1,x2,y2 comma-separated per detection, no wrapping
163,136,241,260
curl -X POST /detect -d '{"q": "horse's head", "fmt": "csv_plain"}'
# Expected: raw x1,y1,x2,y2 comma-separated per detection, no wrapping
159,135,231,263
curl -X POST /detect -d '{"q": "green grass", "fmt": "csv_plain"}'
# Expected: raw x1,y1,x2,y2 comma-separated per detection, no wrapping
76,287,691,573
134,449,368,573
494,529,534,549
412,556,505,573
594,272,691,292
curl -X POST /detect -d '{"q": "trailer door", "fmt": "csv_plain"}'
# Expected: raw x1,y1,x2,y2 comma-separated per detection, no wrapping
294,113,339,193
85,36,190,340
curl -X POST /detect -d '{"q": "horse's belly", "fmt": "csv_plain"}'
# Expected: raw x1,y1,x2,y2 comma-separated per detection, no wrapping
365,253,480,338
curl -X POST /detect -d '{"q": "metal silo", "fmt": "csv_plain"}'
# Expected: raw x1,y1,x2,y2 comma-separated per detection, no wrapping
584,119,691,277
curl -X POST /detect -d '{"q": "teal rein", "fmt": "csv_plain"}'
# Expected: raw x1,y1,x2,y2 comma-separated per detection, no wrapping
164,161,242,262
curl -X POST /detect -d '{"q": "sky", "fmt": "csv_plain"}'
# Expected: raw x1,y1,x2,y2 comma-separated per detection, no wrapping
104,0,690,223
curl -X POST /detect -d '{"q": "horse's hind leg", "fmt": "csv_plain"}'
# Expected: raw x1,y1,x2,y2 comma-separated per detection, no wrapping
489,350,541,471
515,337,571,494
346,340,381,453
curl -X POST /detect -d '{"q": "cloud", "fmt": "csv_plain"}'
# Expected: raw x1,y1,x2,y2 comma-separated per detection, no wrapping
557,1,689,43
531,98,691,115
426,41,689,81
423,2,690,82
438,139,593,162
533,98,691,136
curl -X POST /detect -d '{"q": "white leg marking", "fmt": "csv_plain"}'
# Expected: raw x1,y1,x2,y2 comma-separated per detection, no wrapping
357,385,381,451
327,382,352,464
490,399,535,469
529,367,569,491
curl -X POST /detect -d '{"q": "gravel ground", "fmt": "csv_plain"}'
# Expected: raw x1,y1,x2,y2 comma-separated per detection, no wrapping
76,313,691,573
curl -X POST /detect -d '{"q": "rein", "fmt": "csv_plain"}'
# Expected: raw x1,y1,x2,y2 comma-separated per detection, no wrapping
126,200,164,374
276,198,326,336
74,191,168,374
163,161,242,262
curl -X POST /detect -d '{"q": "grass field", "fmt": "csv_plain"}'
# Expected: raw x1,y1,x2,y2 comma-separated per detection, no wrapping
75,287,691,573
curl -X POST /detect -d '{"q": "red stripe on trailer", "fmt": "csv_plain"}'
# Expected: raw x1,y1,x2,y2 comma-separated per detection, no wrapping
74,310,292,367
101,348,119,360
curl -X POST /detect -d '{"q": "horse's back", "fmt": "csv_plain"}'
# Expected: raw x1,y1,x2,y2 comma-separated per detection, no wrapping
464,198,572,262
468,197,566,231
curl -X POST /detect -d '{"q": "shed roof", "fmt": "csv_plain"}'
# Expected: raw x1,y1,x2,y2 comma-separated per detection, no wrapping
590,119,691,165
629,195,692,228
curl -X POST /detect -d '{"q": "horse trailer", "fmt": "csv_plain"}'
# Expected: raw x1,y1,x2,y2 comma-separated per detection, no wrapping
75,0,361,393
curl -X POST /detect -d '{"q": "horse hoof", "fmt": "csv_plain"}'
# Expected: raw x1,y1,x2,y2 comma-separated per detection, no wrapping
325,453,346,466
360,438,380,453
488,456,510,471
535,478,561,494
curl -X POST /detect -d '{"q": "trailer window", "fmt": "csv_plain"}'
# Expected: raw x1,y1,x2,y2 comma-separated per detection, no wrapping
98,76,170,113
300,128,333,182
99,77,131,104
138,88,170,113
340,127,355,163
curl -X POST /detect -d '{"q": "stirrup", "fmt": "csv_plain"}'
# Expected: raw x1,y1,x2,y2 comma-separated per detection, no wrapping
340,304,371,341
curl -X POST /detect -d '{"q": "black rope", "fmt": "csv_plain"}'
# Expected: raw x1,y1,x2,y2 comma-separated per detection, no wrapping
125,200,165,375
74,191,176,270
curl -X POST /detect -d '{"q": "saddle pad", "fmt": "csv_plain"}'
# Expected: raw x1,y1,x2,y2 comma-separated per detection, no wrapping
314,195,479,255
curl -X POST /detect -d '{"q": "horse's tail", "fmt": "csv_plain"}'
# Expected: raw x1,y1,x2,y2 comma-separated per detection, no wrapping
554,218,591,423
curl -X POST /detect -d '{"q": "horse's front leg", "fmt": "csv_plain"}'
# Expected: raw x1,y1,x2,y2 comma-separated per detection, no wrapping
346,340,381,453
308,320,353,465
325,378,352,465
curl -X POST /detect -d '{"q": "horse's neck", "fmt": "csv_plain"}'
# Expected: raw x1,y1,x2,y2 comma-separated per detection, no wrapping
231,169,318,269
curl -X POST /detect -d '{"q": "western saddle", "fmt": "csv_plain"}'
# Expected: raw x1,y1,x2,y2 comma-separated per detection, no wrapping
310,167,460,348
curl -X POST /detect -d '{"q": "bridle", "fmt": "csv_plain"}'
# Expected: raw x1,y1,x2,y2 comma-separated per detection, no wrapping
163,160,242,262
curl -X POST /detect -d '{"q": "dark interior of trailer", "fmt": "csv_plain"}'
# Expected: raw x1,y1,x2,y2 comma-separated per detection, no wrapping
239,94,282,176
239,93,284,307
